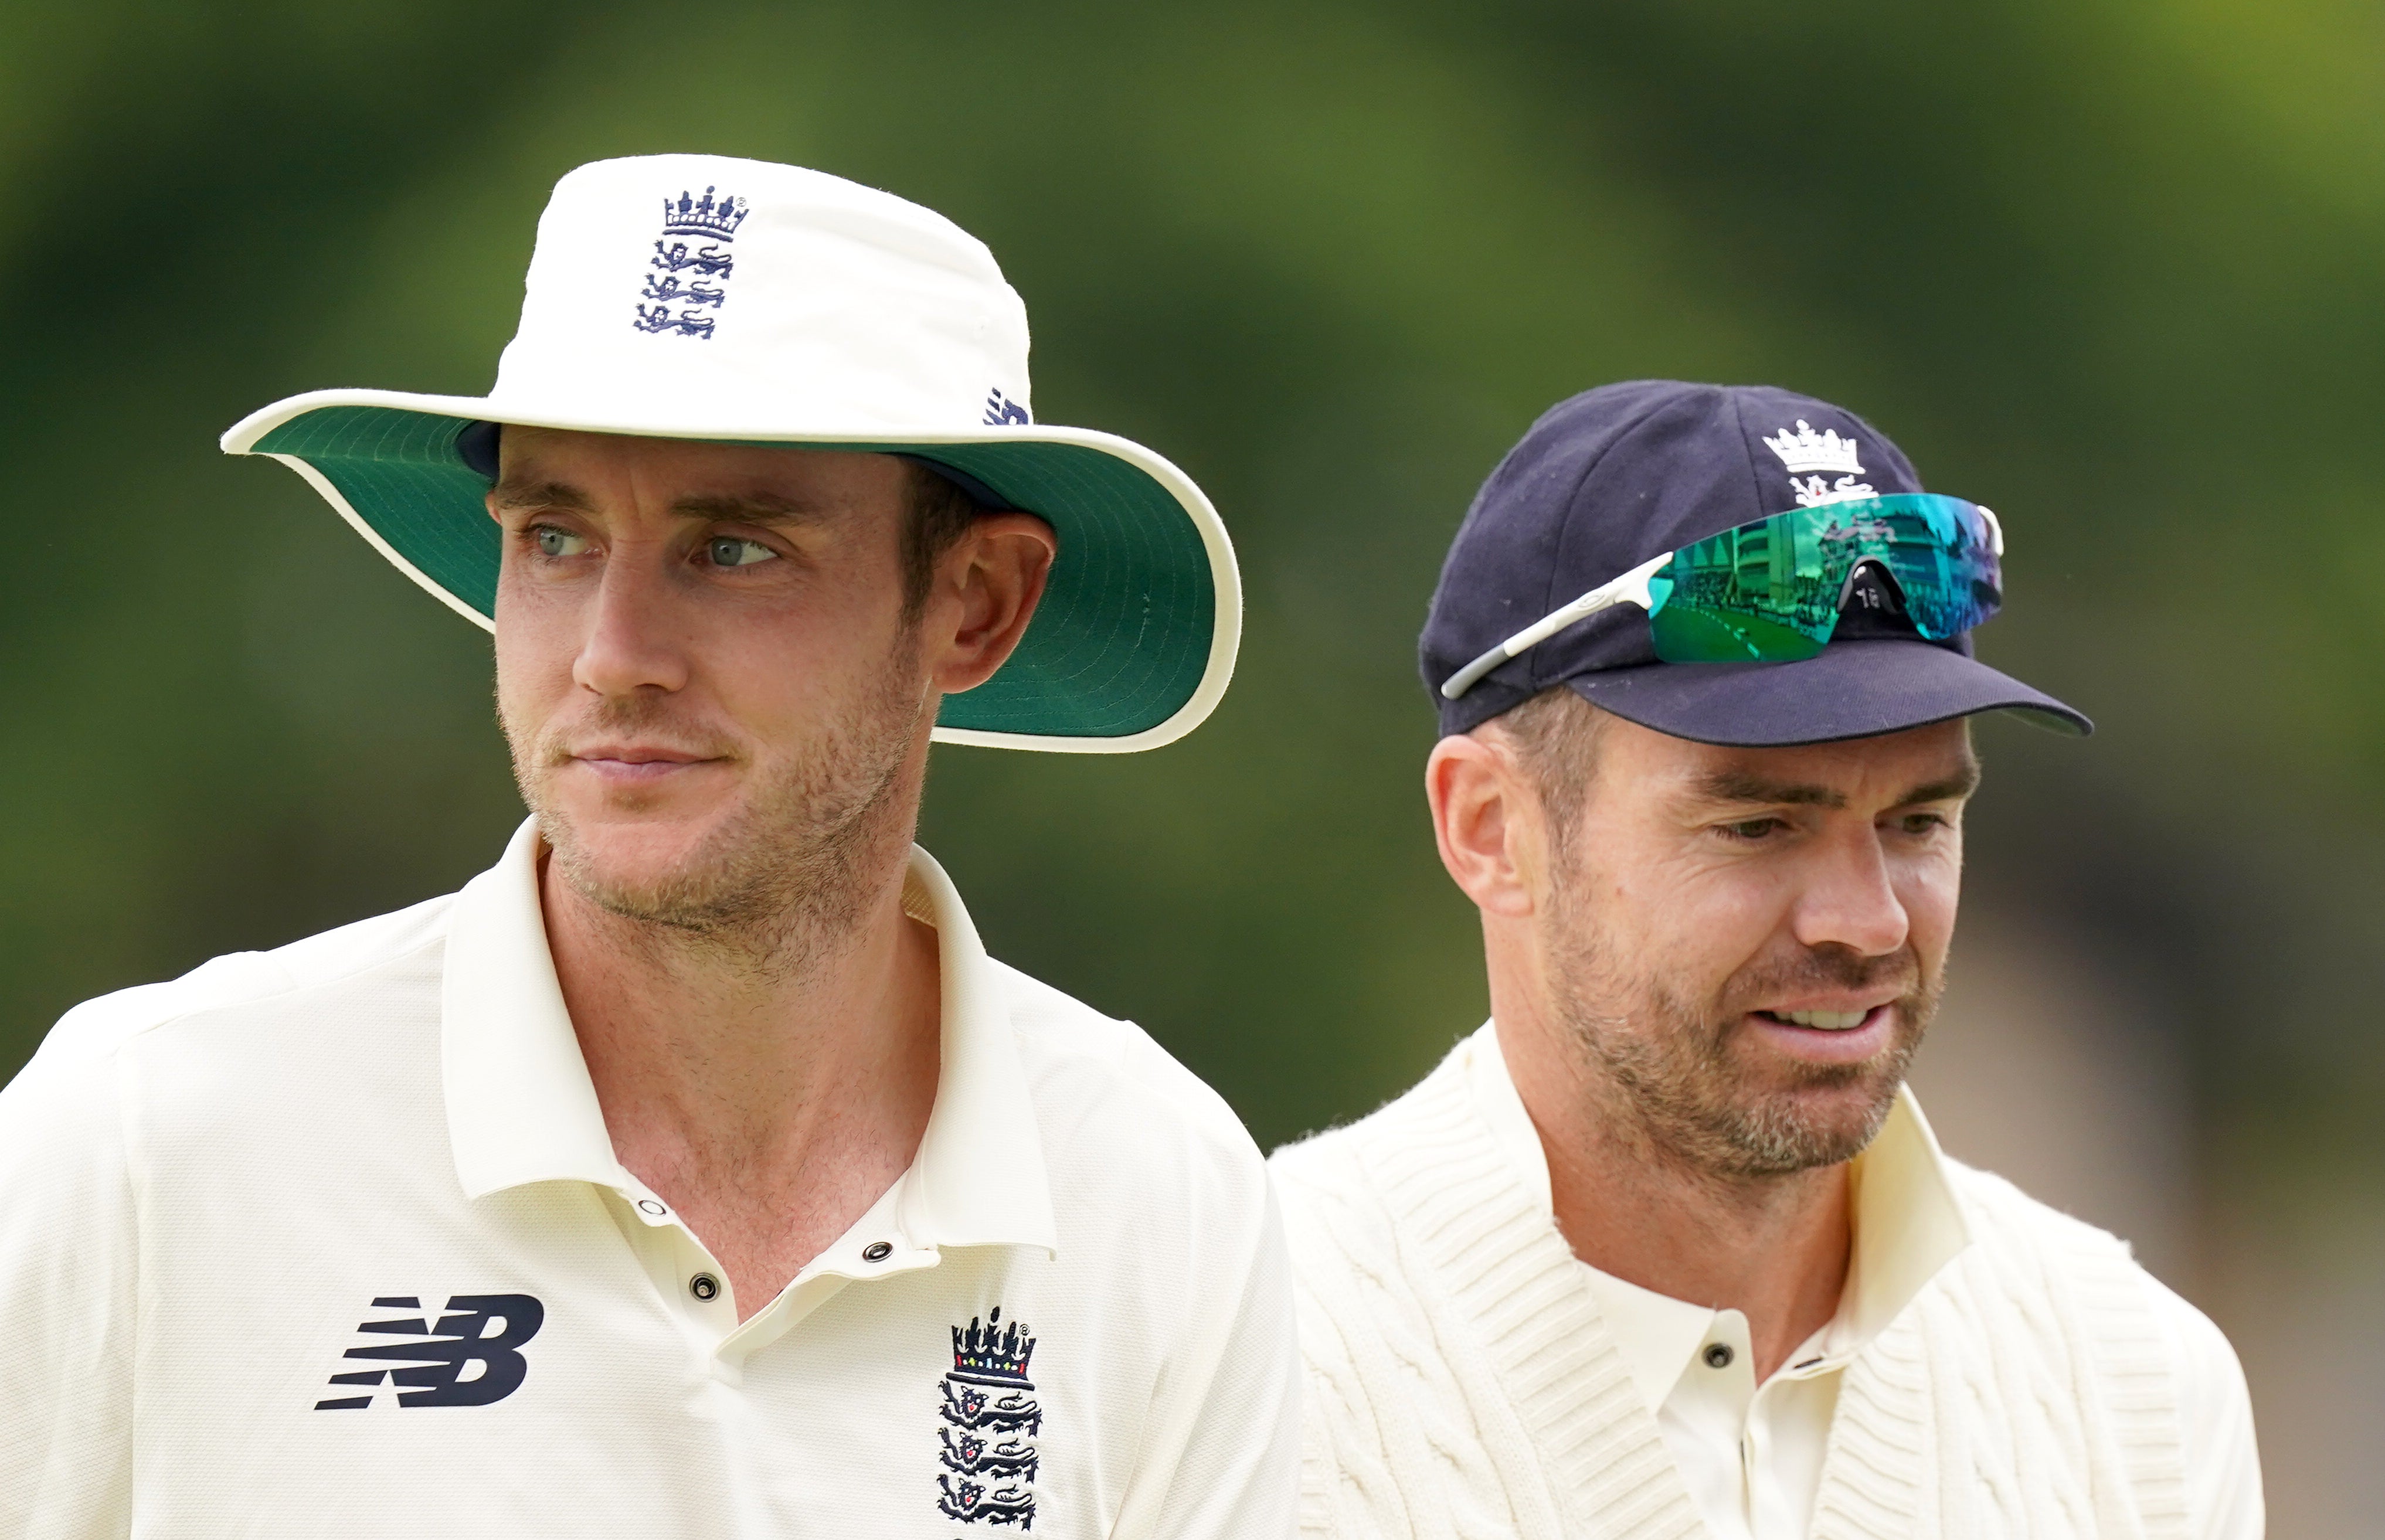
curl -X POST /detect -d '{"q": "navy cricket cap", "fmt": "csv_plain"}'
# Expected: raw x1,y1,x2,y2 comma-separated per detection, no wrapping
1419,380,2091,746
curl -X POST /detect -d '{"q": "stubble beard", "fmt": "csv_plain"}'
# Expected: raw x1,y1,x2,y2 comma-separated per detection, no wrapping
507,630,930,978
1540,881,1939,1182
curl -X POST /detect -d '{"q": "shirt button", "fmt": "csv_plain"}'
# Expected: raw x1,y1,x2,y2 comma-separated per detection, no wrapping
862,1241,893,1263
689,1273,721,1302
1703,1342,1735,1369
636,1198,668,1217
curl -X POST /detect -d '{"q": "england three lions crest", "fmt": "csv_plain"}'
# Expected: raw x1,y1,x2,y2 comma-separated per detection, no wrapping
1762,419,1877,507
937,1308,1041,1528
633,186,747,340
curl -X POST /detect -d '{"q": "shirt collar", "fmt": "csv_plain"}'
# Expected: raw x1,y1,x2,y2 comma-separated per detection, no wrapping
1460,1018,1970,1402
442,818,1056,1256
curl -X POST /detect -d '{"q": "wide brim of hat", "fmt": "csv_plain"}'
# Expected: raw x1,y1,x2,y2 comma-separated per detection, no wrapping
221,389,1239,753
1561,638,2092,747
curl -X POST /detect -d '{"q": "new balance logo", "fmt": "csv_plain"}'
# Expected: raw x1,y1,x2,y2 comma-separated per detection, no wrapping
314,1294,545,1410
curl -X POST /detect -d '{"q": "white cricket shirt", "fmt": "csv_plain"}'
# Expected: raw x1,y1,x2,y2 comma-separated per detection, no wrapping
1456,1024,2262,1540
0,820,1299,1538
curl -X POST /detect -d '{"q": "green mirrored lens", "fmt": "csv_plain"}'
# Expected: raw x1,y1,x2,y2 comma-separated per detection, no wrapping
1645,564,1828,661
1645,494,2000,664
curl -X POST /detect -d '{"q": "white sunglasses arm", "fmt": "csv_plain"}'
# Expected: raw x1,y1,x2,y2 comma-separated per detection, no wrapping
1439,553,1672,701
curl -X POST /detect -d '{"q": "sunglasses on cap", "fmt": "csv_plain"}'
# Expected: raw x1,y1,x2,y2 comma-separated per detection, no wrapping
1440,494,2005,701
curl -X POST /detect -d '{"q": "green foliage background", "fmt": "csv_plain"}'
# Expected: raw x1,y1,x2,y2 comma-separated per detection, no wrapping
2,0,2379,1522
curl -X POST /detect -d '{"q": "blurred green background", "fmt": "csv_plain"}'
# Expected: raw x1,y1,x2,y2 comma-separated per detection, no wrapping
2,0,2374,1528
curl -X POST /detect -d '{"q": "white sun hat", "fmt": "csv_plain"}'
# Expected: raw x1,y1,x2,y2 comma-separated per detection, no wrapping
221,154,1239,752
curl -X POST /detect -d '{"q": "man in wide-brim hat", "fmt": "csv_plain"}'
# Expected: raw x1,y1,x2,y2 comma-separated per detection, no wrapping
0,155,1294,1539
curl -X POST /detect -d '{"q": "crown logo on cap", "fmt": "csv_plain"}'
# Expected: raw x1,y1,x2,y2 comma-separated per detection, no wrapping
1762,420,1865,477
949,1308,1037,1386
660,187,749,241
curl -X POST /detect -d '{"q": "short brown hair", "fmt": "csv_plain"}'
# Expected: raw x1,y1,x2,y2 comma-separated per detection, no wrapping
1483,687,1610,857
899,463,986,621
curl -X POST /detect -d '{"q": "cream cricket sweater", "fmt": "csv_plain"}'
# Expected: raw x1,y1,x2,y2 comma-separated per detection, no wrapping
1272,1035,2233,1540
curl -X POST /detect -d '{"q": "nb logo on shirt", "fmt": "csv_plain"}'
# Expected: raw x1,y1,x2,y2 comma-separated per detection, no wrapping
313,1294,545,1410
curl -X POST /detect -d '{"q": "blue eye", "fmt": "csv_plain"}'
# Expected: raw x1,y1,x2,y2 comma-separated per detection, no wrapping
707,537,776,568
533,526,587,557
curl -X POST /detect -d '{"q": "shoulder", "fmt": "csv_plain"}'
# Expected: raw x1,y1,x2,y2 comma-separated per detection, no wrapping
1264,1049,1503,1348
1941,1158,2148,1263
9,893,454,1091
0,892,450,1250
1939,1161,2253,1415
1266,1059,1532,1539
1267,1103,1418,1365
1269,1049,1476,1246
1935,1158,2182,1311
1268,1114,1395,1279
991,958,1265,1196
1938,1161,2260,1529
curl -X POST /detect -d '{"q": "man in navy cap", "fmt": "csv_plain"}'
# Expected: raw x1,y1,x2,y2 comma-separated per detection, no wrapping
1271,382,2260,1539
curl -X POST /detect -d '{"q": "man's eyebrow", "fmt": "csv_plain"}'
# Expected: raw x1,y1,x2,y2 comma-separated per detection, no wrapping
484,485,834,525
1688,770,1848,810
488,479,594,513
669,491,833,525
1684,754,1982,812
1893,757,1983,807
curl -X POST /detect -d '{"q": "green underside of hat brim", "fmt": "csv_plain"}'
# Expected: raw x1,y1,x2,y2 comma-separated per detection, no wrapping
250,404,1217,743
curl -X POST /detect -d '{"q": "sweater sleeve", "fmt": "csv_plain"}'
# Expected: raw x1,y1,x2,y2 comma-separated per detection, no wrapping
0,1033,139,1539
2145,1278,2262,1540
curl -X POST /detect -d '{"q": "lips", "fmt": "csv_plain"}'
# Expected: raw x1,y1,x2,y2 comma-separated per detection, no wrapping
1741,1002,1902,1066
1763,1007,1870,1031
568,743,711,766
552,742,732,788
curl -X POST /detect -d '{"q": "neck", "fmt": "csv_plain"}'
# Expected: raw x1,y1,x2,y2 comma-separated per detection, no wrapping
542,819,941,1321
1494,994,1851,1383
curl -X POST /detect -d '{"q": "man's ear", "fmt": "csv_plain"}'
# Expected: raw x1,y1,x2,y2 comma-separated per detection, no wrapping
926,514,1058,695
1426,732,1543,919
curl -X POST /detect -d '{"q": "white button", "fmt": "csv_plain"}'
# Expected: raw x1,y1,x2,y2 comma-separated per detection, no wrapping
636,1198,668,1216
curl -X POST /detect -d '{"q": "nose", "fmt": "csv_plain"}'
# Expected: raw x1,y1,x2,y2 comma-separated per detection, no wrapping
571,547,691,698
1789,827,1911,958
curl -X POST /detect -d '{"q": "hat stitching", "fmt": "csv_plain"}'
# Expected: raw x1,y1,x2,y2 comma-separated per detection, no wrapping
1727,387,1773,540
1520,389,1678,695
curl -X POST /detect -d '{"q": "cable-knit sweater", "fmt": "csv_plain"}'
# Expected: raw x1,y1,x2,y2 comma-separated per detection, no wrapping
1271,1046,2197,1540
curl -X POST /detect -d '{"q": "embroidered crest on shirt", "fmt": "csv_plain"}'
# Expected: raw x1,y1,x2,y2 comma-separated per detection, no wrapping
634,186,748,340
1762,419,1877,507
312,1294,545,1409
937,1307,1041,1528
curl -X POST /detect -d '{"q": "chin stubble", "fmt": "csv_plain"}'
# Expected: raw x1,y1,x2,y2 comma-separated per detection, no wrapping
1543,885,1938,1181
506,630,929,975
